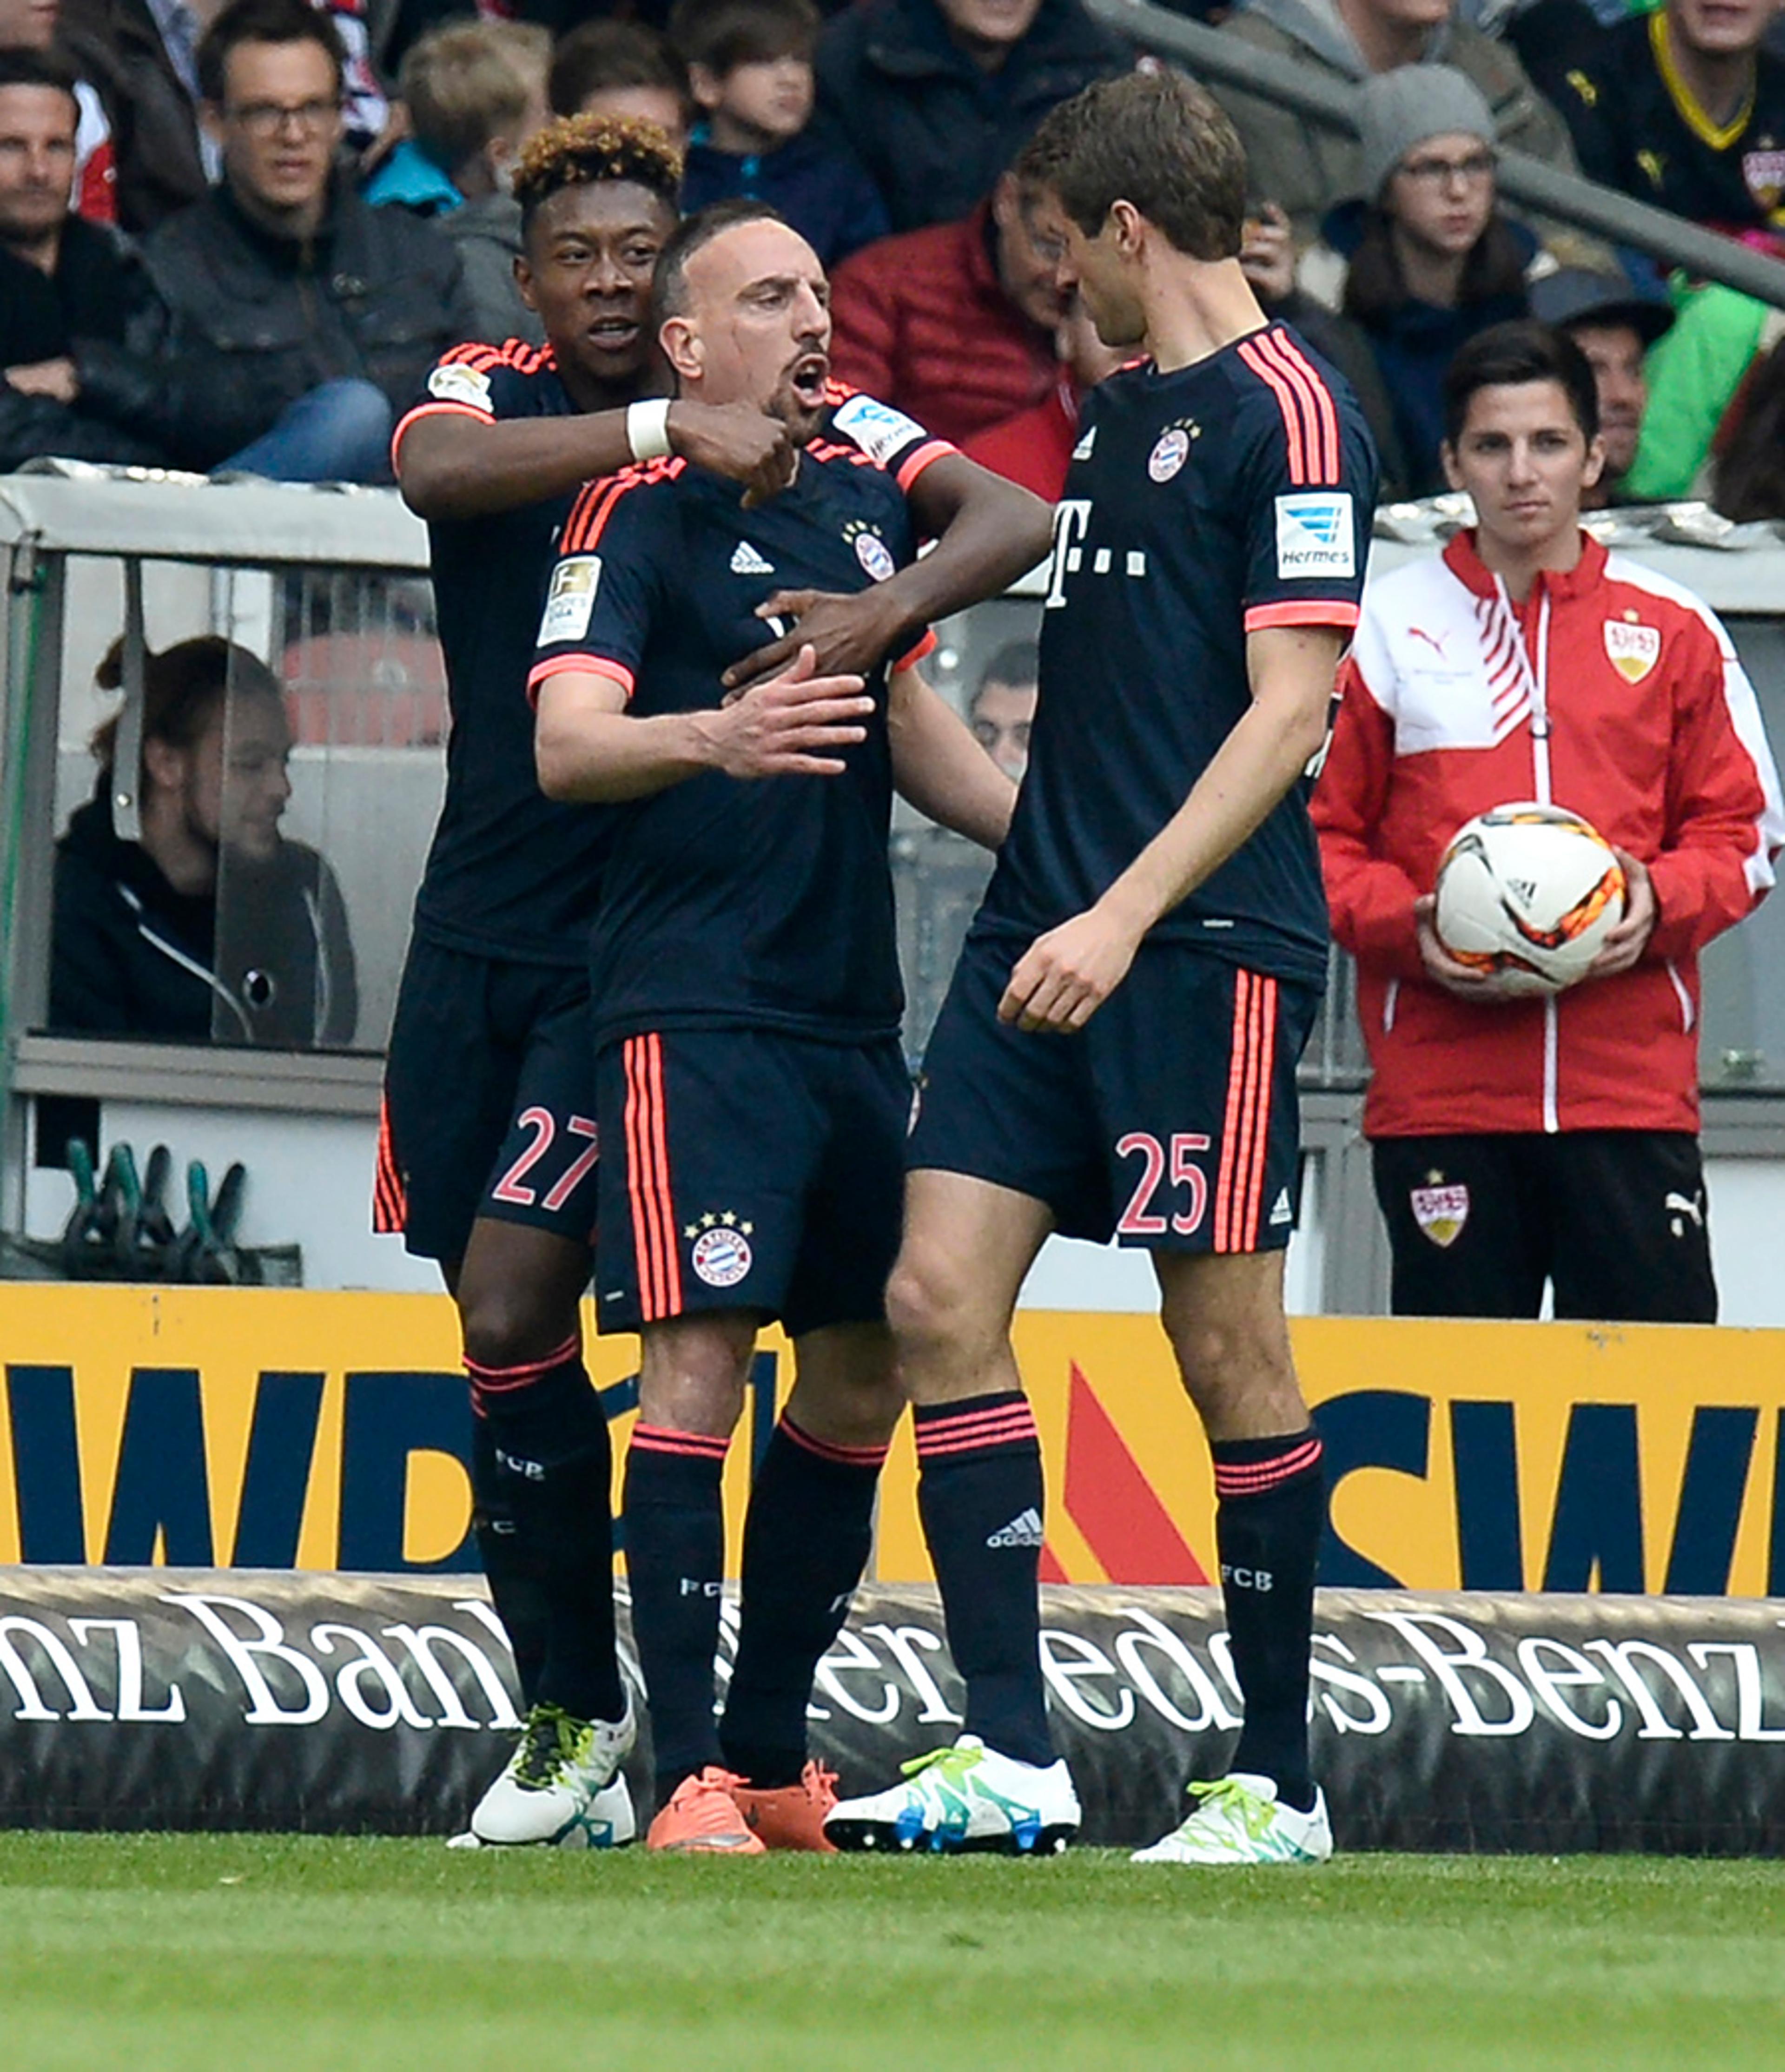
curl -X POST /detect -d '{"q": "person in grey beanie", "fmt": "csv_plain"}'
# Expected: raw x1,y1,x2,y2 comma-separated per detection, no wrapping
1321,64,1543,494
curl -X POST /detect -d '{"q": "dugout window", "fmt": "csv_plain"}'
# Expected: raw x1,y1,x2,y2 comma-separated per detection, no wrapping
35,555,445,1058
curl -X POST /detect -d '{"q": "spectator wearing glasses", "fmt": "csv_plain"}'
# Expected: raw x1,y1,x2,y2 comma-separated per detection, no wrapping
1323,66,1536,495
139,0,476,481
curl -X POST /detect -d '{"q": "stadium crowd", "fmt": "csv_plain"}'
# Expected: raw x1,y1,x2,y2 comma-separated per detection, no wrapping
2,0,1784,502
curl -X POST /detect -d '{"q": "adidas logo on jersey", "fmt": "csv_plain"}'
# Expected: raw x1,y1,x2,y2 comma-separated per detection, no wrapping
1269,1187,1293,1227
1071,425,1096,461
986,1507,1045,1549
730,540,775,576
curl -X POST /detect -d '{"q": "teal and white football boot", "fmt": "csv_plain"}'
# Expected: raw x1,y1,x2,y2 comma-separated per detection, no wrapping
824,1735,1080,1855
1130,1774,1332,1865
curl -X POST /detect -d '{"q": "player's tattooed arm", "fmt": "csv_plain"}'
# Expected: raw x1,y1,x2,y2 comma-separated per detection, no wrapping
536,647,873,803
396,403,796,522
722,456,1053,691
887,668,1017,851
999,625,1343,1034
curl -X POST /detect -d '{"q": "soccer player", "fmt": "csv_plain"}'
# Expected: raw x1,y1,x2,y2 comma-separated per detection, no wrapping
825,71,1378,1864
381,120,1046,1848
531,199,1044,1853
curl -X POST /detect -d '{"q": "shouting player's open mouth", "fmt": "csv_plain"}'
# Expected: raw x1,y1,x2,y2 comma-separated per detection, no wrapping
788,351,830,409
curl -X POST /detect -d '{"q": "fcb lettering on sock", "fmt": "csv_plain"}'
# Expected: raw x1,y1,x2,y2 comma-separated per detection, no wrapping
721,1416,888,1789
624,1423,730,1784
1212,1427,1325,1812
913,1392,1053,1769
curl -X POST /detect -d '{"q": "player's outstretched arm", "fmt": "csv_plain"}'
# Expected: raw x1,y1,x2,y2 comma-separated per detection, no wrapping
396,402,796,522
999,625,1342,1034
887,668,1017,851
536,647,873,803
722,456,1053,691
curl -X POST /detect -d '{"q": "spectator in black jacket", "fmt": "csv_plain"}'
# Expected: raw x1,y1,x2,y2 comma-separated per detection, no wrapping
141,0,477,480
0,49,172,469
813,0,1128,234
53,635,358,1047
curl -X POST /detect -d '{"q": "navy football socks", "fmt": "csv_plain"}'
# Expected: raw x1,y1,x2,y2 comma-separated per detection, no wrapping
721,1417,887,1788
622,1424,729,1793
465,1340,625,1727
915,1391,1055,1769
1211,1428,1326,1812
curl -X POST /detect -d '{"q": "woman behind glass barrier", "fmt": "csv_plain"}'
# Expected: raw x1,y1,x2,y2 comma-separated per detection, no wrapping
50,634,359,1047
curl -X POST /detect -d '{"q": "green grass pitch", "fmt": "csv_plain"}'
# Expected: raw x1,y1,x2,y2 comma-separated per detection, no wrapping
5,1834,1785,2071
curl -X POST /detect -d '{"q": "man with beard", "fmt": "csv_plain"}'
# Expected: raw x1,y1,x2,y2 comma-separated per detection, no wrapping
531,199,1042,1853
386,135,1049,1850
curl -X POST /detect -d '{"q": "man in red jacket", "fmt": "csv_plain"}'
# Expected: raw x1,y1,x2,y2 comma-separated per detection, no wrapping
827,168,1064,446
1314,320,1784,1321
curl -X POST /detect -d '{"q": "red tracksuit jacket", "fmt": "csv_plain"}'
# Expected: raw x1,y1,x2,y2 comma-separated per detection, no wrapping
1312,528,1784,1138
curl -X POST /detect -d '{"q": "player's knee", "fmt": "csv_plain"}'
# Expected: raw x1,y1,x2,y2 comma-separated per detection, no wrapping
457,1276,565,1373
885,1247,977,1369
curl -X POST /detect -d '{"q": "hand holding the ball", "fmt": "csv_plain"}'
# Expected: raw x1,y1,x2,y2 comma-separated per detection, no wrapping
1584,850,1657,980
1415,896,1533,1002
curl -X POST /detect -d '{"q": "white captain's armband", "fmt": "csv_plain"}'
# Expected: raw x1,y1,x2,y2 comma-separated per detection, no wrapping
830,392,930,467
1274,492,1356,581
427,361,494,409
537,555,602,646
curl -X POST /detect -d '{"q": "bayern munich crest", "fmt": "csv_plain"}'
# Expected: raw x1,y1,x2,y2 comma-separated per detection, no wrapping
687,1213,754,1287
1148,427,1190,483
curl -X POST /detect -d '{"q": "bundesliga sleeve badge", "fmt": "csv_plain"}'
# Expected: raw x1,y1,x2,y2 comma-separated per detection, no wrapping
537,555,602,645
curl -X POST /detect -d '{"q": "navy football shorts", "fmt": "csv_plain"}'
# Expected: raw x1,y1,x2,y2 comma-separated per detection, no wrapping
593,1029,908,1338
910,933,1320,1254
376,938,602,1263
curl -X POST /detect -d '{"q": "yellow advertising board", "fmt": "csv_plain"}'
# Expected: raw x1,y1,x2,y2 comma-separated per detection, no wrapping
0,1287,1778,1594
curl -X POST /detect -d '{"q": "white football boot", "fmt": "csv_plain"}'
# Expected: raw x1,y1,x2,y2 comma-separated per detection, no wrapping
465,1696,637,1848
824,1735,1081,1855
1131,1773,1333,1865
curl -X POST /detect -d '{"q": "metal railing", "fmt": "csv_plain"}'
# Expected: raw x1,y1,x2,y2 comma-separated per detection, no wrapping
1084,0,1785,312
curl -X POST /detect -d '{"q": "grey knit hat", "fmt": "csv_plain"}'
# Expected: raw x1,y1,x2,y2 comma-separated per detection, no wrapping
1358,64,1497,201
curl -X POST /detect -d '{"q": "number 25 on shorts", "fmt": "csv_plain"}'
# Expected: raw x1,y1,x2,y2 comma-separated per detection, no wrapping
1116,1132,1210,1237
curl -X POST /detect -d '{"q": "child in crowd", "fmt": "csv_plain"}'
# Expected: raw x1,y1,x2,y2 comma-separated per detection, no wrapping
549,20,690,153
669,0,887,267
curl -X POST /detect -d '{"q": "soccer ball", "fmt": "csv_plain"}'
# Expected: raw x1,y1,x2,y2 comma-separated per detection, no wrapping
1432,803,1626,995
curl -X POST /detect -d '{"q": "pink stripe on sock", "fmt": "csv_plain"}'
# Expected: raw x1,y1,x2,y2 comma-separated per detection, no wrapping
1214,1437,1324,1498
629,1422,730,1461
462,1333,581,1386
782,1418,890,1469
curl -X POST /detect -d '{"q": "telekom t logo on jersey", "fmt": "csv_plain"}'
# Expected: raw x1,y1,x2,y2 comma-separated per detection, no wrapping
1044,500,1148,608
1044,500,1094,609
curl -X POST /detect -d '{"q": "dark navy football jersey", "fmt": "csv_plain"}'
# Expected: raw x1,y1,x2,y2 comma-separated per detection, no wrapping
397,339,616,969
978,322,1378,984
530,408,948,1046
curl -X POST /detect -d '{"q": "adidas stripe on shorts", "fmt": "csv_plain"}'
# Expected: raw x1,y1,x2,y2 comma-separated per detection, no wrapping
909,935,1319,1254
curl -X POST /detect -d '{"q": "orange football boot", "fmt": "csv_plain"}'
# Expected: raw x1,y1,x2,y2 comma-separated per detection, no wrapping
730,1761,840,1852
645,1767,767,1854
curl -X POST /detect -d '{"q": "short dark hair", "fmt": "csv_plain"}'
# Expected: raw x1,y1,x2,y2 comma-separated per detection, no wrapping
1442,320,1600,448
512,112,684,238
197,0,347,106
549,20,686,119
0,48,80,111
975,640,1039,700
1016,69,1245,263
652,197,787,327
668,0,820,75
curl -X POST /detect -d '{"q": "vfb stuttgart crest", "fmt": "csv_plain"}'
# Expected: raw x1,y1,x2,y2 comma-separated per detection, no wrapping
1604,616,1660,684
1410,1181,1469,1248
